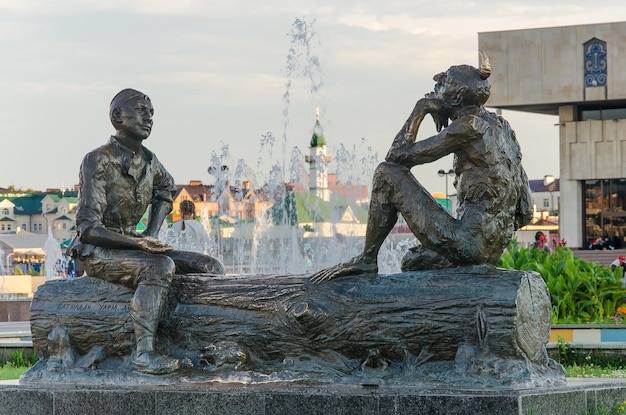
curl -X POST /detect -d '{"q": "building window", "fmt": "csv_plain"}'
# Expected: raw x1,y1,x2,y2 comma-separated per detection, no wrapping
584,179,626,248
245,207,255,220
579,105,626,121
543,198,550,209
21,224,26,231
1,208,8,216
584,38,607,87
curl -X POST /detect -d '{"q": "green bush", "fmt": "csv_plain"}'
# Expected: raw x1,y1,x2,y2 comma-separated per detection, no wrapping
555,337,626,368
498,241,626,324
0,350,39,368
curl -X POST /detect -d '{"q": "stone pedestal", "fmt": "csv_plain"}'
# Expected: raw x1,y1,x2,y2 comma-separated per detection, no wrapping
6,379,626,415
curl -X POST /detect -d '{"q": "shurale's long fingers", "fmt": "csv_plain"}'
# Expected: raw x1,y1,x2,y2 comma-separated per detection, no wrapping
310,267,336,283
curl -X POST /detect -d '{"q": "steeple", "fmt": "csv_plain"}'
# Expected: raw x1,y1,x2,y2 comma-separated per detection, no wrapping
310,107,327,148
305,107,331,201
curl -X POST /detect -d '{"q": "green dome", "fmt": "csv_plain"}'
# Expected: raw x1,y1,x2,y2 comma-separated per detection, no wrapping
310,120,326,147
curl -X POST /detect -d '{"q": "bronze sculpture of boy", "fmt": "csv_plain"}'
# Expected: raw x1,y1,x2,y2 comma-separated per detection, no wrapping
67,88,224,375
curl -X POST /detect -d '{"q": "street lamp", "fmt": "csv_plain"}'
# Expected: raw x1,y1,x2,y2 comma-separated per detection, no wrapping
438,169,454,212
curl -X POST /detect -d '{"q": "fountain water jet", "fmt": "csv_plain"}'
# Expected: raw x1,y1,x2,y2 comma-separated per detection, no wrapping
0,243,6,275
160,17,415,275
43,227,63,280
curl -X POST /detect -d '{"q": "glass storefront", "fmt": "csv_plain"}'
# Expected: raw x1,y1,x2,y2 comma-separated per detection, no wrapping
584,179,626,248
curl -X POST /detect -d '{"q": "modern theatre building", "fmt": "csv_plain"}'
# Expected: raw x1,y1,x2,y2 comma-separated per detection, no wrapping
479,21,626,249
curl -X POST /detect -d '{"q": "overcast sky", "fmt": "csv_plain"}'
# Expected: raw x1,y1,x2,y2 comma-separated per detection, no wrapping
2,1,626,195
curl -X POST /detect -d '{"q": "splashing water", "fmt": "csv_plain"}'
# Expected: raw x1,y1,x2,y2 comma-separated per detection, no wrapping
44,227,63,280
161,17,415,275
0,243,6,275
194,136,413,275
281,17,324,179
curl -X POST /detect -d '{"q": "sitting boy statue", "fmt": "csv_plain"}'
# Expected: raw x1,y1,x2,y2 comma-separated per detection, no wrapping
67,88,224,375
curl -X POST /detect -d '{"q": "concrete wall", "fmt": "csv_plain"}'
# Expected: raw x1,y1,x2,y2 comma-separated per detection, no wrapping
0,275,46,322
479,21,626,111
0,301,31,322
0,275,45,299
0,275,44,296
561,119,626,180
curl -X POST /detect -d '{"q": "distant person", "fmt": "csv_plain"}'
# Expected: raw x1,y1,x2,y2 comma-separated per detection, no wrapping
611,256,626,274
611,256,626,287
590,237,605,250
304,254,313,273
67,88,224,376
533,231,550,252
591,237,614,250
169,200,212,255
67,258,76,278
612,236,622,250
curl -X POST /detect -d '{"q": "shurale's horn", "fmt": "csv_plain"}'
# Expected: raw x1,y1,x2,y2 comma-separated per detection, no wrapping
478,50,491,80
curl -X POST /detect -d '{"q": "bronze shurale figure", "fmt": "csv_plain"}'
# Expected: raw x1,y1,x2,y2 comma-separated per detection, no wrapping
66,88,224,375
312,51,533,282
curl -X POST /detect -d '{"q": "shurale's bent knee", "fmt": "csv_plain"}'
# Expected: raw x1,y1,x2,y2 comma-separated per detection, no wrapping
373,162,409,183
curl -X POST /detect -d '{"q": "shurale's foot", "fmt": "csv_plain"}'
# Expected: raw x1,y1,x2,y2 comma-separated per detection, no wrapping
310,255,377,283
132,351,180,375
400,245,453,271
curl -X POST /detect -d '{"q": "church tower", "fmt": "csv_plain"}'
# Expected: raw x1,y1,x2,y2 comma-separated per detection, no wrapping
305,108,331,201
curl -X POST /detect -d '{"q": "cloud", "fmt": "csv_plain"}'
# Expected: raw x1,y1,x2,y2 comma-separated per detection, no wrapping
2,0,626,192
0,0,205,15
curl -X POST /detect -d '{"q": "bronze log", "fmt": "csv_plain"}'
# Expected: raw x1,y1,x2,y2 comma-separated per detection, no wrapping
27,266,565,387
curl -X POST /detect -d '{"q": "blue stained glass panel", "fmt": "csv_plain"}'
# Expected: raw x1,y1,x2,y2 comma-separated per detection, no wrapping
584,38,607,87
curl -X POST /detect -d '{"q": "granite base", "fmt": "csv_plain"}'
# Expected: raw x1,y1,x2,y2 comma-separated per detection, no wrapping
2,378,626,415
